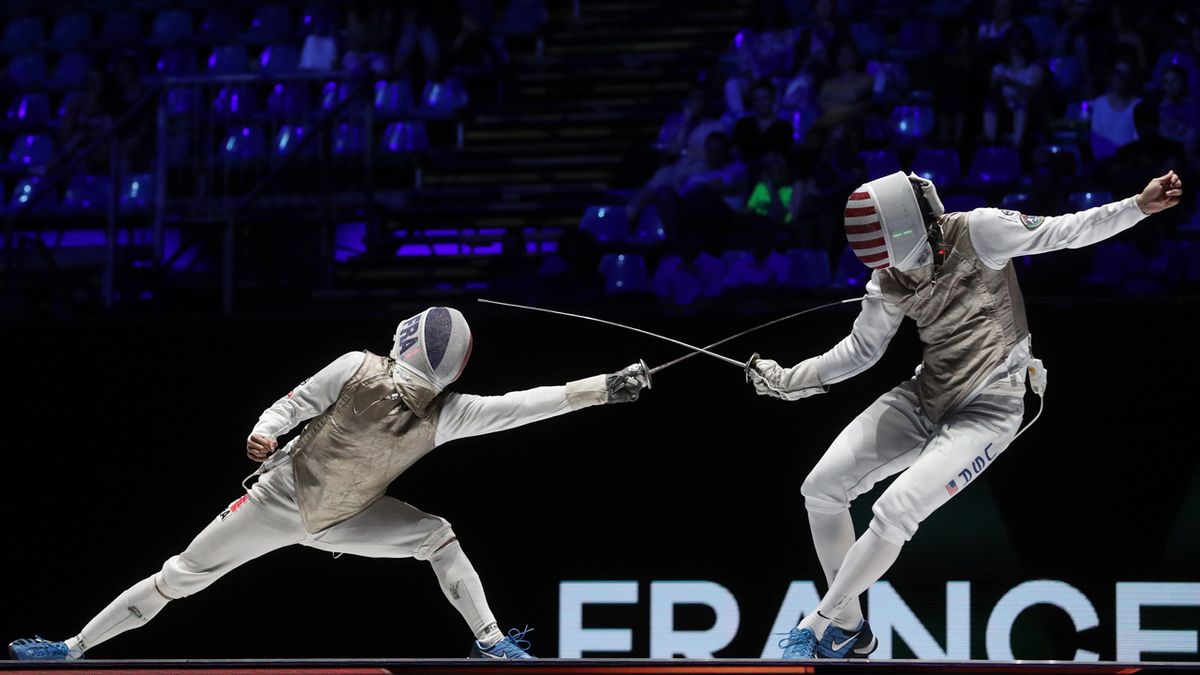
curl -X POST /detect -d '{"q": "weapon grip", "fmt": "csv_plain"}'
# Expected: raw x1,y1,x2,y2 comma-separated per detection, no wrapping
744,353,760,383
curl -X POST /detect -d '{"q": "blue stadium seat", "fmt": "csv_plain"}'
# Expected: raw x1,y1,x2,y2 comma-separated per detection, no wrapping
120,173,154,211
245,5,291,43
784,247,832,289
208,45,249,75
380,121,429,153
834,245,866,286
62,175,107,212
220,126,267,160
1036,142,1082,178
374,80,414,118
1066,190,1113,212
7,53,47,90
911,147,962,186
999,192,1033,212
198,9,241,44
891,104,935,140
49,52,90,91
331,123,364,155
418,78,468,116
1085,241,1142,287
46,13,91,52
5,93,51,127
266,82,310,118
965,146,1021,188
150,9,193,45
599,253,647,294
1062,99,1091,125
1,16,44,53
630,204,666,243
166,88,199,116
99,12,142,48
859,149,901,180
273,125,316,156
213,85,257,118
579,206,629,243
8,134,54,169
258,44,299,73
157,48,198,77
10,176,51,212
720,249,756,287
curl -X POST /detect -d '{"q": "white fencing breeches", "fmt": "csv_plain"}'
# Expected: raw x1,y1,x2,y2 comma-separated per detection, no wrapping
73,457,496,653
802,378,1025,545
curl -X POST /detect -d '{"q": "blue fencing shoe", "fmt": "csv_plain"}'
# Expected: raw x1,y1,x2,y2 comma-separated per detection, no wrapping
467,626,535,659
816,620,877,659
779,626,817,659
8,637,71,661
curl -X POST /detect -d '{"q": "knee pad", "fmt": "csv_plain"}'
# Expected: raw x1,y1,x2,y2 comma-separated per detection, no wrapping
415,520,456,561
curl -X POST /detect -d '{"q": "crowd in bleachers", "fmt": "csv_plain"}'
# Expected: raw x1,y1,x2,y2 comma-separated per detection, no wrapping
584,0,1200,304
0,1,547,217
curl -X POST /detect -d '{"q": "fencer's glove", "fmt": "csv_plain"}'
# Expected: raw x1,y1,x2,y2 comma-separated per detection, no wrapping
746,355,827,400
606,361,651,404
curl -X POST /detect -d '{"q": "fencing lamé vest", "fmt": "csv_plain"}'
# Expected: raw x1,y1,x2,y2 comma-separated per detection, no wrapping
878,211,1029,424
288,351,441,533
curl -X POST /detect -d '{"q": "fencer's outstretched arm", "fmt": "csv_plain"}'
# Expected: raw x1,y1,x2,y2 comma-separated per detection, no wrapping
434,364,647,445
750,275,905,399
250,351,364,442
971,171,1184,269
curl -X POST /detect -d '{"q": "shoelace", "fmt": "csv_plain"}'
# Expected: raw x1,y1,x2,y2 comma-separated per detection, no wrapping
503,626,534,653
776,629,813,651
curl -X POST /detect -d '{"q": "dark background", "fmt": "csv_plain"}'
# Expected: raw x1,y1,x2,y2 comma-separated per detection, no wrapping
2,295,1197,660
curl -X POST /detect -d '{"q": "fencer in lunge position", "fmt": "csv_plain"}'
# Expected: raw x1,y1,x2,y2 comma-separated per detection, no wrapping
9,307,650,661
748,170,1183,659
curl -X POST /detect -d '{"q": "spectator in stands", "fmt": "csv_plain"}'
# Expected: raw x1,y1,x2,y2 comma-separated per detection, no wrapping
1103,3,1147,75
657,131,749,251
300,8,338,71
803,0,838,77
1053,0,1100,95
983,22,1044,148
449,0,505,71
977,0,1014,60
1158,64,1198,155
345,1,396,74
58,66,116,161
804,41,873,150
650,242,726,306
1091,57,1142,160
1107,101,1189,239
938,21,981,148
745,150,801,230
732,79,793,163
656,86,713,160
626,118,724,226
724,0,798,117
392,1,441,77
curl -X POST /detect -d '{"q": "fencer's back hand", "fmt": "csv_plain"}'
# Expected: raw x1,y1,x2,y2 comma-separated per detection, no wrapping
1135,170,1183,214
246,433,278,462
606,362,650,404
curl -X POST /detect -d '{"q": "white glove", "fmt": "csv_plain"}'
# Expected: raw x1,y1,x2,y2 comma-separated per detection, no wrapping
747,356,827,400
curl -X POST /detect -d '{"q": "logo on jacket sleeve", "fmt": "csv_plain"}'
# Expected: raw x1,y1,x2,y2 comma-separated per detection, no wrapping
1019,214,1045,230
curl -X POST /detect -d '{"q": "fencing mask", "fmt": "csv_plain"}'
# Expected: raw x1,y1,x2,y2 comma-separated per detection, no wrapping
390,307,473,415
844,171,944,272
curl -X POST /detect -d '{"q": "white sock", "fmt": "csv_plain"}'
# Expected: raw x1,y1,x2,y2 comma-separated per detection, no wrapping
77,575,172,653
799,529,902,640
428,540,498,640
476,624,503,646
61,637,84,660
807,509,865,629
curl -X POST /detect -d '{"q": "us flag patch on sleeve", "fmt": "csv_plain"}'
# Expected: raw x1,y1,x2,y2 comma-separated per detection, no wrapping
1019,214,1045,230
